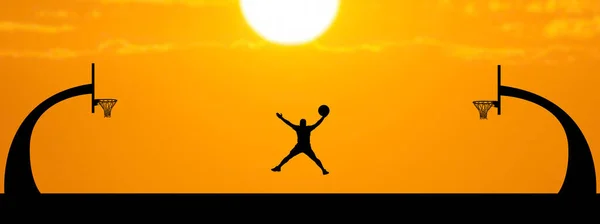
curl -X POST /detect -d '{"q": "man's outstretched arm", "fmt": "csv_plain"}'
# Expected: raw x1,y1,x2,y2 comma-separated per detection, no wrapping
281,117,296,128
276,113,296,128
310,116,326,130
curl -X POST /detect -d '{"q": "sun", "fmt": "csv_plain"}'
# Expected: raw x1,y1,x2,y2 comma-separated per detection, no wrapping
240,0,339,46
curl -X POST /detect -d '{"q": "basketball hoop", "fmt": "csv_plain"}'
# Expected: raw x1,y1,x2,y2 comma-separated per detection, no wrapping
473,101,497,120
94,99,118,118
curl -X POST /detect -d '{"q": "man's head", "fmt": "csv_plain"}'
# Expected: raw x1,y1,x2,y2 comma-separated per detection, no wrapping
300,119,307,127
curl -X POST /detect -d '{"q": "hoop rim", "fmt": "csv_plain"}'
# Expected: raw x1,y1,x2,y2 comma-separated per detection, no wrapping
473,100,496,104
96,98,118,102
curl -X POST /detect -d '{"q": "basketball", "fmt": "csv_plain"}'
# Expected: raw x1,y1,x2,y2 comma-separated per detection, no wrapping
318,105,330,117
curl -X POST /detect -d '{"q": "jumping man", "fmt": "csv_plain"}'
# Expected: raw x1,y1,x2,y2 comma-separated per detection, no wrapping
272,112,329,175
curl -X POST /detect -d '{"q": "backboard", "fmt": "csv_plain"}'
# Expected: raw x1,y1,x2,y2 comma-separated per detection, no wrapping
496,64,501,115
472,65,502,119
91,63,118,117
91,63,96,113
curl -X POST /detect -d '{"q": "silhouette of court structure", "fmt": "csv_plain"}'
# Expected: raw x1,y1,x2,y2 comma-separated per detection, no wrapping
472,65,595,196
4,63,117,194
3,63,596,196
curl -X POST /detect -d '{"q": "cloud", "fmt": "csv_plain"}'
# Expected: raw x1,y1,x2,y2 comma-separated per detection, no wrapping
436,0,454,9
97,39,174,54
35,10,101,19
313,42,392,53
525,1,545,13
309,36,597,64
0,21,74,33
229,39,395,53
210,37,598,65
338,36,526,62
543,16,600,39
98,0,236,7
464,2,477,15
401,37,527,63
499,22,526,37
0,37,597,65
488,0,513,12
229,39,269,50
0,40,174,59
89,10,102,18
37,10,71,18
0,39,263,59
448,44,526,62
446,0,599,14
439,1,511,13
0,48,81,59
500,22,523,31
525,0,591,14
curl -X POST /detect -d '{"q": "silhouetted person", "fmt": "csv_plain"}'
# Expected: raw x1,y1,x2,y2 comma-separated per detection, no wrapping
272,112,329,175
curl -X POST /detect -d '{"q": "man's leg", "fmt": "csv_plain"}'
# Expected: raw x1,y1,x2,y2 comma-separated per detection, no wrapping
304,150,329,175
272,149,301,172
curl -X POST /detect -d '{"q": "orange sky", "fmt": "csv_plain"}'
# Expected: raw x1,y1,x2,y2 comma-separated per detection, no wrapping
1,0,599,193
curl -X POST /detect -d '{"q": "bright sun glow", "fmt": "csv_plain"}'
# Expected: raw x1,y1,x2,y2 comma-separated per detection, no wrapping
240,0,339,46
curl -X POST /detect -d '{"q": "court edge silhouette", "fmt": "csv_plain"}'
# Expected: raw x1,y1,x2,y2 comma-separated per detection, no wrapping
3,63,596,196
